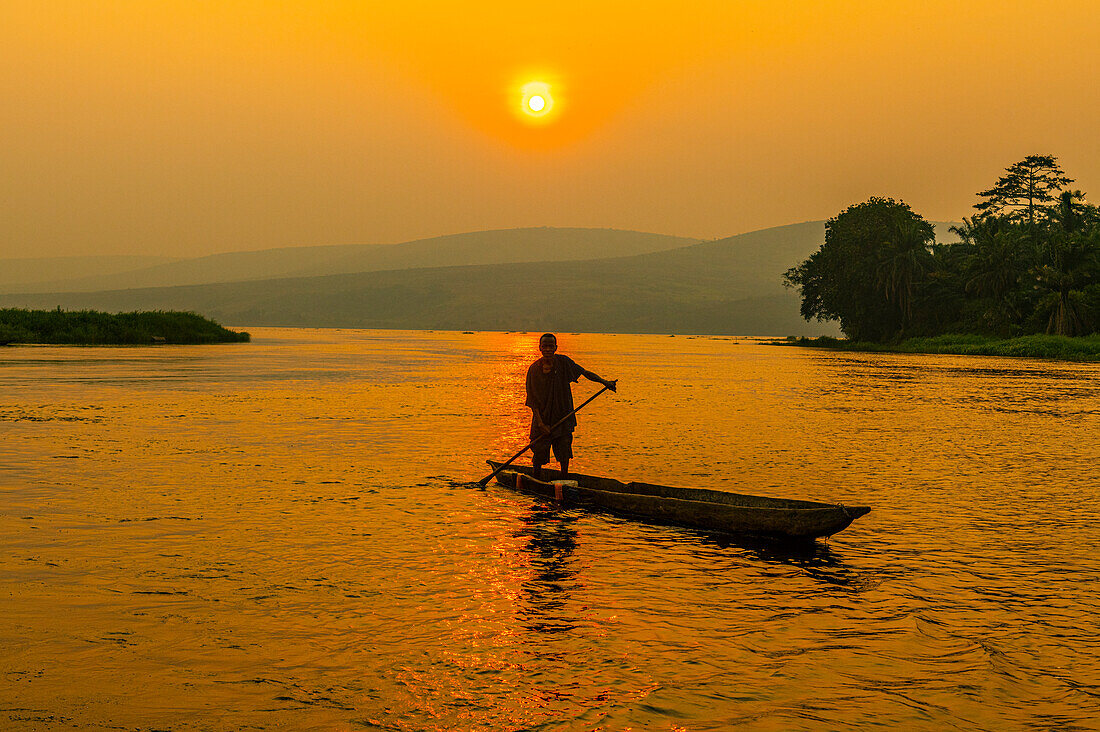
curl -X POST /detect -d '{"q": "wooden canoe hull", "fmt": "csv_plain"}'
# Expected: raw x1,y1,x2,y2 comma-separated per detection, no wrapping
487,462,870,541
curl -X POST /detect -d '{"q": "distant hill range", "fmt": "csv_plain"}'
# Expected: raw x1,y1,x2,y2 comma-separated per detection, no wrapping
0,228,695,293
0,223,959,336
0,254,178,291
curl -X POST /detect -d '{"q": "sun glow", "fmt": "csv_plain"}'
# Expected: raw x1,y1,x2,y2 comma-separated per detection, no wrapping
520,81,554,120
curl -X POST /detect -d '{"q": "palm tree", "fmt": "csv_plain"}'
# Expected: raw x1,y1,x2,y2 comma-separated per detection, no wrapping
874,216,935,336
1033,226,1098,336
951,216,1029,331
1054,190,1086,227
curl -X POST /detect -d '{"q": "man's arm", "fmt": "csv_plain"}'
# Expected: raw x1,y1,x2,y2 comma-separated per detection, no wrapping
580,369,617,392
564,356,617,392
531,407,550,435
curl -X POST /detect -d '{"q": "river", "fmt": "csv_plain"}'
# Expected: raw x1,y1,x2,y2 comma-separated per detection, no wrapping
2,328,1098,730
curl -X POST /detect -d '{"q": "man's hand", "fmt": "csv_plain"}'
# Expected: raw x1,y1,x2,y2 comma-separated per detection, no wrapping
603,379,618,393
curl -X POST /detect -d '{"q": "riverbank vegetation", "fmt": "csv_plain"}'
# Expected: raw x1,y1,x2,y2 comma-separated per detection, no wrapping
0,308,249,345
781,334,1100,362
784,156,1099,356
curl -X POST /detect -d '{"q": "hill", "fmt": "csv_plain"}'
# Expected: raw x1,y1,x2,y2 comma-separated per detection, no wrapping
0,255,177,290
0,228,697,293
0,221,959,336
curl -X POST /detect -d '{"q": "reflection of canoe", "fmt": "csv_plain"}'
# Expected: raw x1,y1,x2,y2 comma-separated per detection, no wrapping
486,461,870,541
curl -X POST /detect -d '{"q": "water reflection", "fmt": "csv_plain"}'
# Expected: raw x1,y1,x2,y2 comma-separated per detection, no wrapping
810,349,1100,424
663,524,889,593
4,329,1100,730
513,504,580,634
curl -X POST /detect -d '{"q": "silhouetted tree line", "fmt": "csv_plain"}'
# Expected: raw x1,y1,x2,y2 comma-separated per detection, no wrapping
784,155,1100,341
0,308,250,345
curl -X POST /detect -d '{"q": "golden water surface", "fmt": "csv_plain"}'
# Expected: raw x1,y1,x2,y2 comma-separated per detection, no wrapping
2,328,1099,731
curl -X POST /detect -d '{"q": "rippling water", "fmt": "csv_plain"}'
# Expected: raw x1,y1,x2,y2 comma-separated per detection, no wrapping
2,328,1099,730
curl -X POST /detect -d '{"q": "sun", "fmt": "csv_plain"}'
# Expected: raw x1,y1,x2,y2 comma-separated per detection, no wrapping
520,81,554,120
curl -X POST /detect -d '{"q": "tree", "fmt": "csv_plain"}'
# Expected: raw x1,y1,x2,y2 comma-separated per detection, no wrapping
784,197,935,341
783,157,1098,341
975,154,1073,229
1048,189,1095,236
949,216,1030,333
1032,222,1099,336
874,215,936,330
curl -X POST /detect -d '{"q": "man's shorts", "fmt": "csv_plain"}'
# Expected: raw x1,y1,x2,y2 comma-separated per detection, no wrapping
532,431,573,465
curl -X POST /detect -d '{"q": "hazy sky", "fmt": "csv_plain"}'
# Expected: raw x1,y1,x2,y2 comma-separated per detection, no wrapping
3,1,1099,258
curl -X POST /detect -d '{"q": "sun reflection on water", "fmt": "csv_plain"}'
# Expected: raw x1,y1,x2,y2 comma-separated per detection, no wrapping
1,328,1098,729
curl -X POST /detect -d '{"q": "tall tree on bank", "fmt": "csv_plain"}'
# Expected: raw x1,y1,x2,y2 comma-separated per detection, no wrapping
975,154,1073,229
1032,191,1100,336
955,166,1097,336
783,198,935,342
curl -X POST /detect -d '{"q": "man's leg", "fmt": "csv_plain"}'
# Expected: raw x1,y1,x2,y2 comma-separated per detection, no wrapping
554,433,573,480
532,438,550,481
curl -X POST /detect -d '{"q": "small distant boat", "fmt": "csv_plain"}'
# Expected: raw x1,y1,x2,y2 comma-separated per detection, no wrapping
486,461,870,541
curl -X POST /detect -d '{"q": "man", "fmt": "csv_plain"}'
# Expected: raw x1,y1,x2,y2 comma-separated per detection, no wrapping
526,333,616,479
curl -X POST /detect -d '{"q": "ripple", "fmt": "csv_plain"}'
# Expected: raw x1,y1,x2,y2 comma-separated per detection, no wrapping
2,330,1099,730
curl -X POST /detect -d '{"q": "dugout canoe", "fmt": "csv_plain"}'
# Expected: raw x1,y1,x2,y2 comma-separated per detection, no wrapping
486,461,870,541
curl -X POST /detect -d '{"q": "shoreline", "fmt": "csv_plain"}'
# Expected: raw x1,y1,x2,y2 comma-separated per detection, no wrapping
772,334,1100,362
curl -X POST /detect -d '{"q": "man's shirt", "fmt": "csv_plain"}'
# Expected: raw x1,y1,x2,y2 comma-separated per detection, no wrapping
525,354,584,438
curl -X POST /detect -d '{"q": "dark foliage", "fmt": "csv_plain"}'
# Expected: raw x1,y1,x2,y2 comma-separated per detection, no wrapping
0,308,250,345
782,334,1100,362
783,197,934,342
785,156,1100,341
974,154,1073,229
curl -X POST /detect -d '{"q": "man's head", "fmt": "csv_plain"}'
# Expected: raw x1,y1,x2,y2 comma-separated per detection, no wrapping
539,333,557,358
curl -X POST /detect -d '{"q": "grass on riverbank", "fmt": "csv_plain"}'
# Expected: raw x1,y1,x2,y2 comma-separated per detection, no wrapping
0,308,249,345
778,333,1100,361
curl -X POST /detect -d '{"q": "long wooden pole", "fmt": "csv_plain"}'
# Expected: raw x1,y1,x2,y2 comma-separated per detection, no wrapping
477,384,610,487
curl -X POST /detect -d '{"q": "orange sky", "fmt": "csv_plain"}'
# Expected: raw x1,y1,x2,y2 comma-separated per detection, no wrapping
2,0,1099,257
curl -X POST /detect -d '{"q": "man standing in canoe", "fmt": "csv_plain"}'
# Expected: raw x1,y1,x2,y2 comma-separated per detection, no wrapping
527,333,616,479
